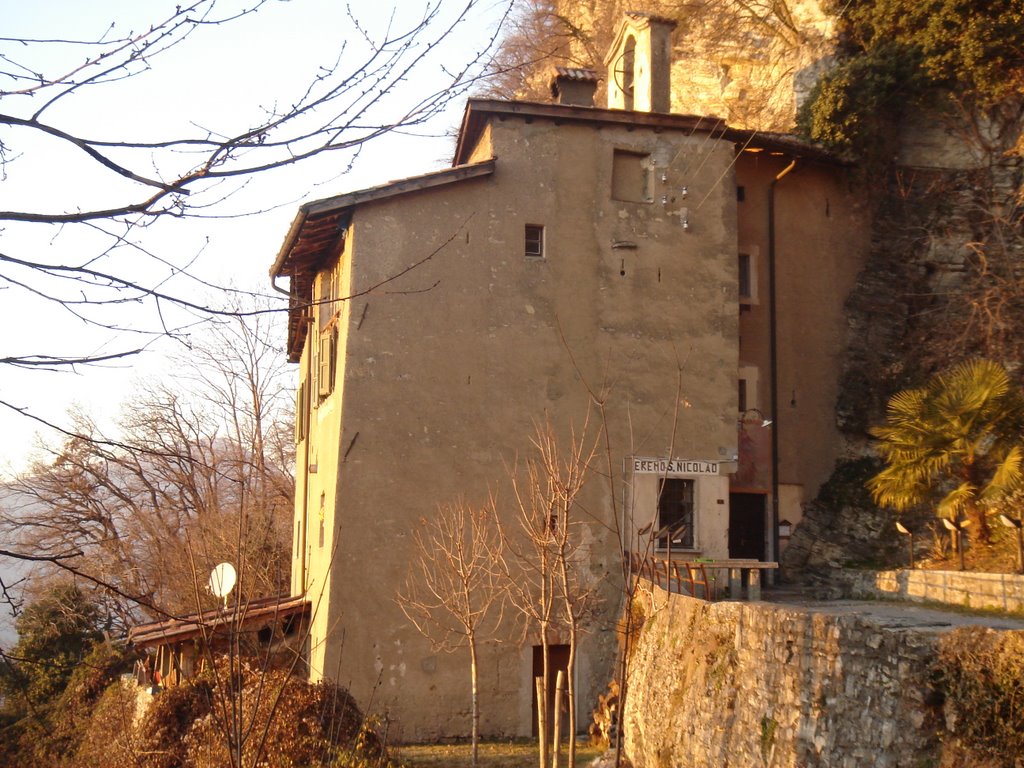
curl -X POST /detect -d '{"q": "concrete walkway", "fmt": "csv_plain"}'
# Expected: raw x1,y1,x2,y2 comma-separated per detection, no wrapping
762,585,1024,632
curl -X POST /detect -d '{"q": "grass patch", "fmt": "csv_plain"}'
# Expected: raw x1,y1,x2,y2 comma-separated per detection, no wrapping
397,739,603,768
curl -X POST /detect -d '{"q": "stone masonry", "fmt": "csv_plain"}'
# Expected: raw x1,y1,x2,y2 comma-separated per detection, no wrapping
621,584,1024,768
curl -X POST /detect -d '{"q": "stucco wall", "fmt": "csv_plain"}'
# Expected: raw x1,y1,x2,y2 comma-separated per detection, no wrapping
302,113,742,739
734,154,869,516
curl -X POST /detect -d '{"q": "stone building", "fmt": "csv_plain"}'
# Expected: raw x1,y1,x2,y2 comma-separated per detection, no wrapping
269,13,868,740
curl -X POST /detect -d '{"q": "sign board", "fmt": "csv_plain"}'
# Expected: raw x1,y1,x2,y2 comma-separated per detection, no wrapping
631,457,720,476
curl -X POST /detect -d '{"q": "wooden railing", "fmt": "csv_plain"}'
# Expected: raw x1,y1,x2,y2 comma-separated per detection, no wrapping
625,552,779,601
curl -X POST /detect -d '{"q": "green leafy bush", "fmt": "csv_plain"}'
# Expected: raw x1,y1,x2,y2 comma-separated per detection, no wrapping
801,1,1024,159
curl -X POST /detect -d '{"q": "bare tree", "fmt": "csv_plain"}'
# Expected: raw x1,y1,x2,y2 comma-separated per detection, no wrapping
482,0,592,101
0,0,511,421
502,415,600,768
1,304,293,628
534,418,601,768
397,499,505,768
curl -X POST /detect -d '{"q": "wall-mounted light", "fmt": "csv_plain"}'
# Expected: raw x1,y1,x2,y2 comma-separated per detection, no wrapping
738,408,772,428
998,514,1024,574
896,521,914,569
941,517,970,571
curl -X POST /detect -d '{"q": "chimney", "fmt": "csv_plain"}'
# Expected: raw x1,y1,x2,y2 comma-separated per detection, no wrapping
603,13,677,113
550,67,599,107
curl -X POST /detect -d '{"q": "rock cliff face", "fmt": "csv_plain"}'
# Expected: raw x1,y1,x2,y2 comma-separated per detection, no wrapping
539,0,836,131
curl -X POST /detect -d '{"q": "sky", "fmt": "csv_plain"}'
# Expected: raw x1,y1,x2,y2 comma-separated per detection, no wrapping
0,0,512,479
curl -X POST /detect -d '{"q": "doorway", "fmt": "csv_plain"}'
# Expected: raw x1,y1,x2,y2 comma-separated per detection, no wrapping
729,492,766,560
531,644,570,738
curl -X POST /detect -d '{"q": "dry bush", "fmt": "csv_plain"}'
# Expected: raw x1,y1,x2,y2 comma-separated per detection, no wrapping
936,627,1024,765
63,653,388,768
135,677,215,768
73,681,141,768
184,660,383,768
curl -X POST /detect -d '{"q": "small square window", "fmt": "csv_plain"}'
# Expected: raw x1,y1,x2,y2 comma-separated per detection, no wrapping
525,224,544,258
612,149,652,202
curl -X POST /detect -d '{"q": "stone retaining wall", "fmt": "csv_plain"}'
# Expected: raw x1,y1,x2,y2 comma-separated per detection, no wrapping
622,586,943,768
835,568,1024,614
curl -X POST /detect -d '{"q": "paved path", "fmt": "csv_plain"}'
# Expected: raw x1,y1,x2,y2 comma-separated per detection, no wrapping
762,586,1024,632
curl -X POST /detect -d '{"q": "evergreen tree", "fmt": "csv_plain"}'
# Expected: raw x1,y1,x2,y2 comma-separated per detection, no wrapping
0,585,102,713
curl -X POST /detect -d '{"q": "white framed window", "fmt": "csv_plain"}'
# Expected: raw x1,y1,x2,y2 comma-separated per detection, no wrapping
317,327,337,399
318,267,339,328
314,264,340,401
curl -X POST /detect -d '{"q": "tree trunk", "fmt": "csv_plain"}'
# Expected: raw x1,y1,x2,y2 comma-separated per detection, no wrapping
566,629,577,767
966,498,991,544
470,637,479,768
539,631,550,768
552,669,564,768
536,676,547,768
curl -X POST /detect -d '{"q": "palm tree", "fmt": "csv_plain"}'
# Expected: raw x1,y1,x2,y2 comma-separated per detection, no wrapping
868,359,1024,544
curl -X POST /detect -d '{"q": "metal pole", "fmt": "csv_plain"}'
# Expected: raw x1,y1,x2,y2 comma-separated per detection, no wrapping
1017,526,1023,575
767,160,797,585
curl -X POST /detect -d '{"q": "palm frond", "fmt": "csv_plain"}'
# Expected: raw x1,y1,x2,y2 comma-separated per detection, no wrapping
938,482,976,518
983,445,1024,498
867,359,1024,526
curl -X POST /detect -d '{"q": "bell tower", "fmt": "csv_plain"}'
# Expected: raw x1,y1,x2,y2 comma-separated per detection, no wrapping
603,12,677,113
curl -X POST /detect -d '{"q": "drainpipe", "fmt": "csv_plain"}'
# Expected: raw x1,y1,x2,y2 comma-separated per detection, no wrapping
768,159,797,580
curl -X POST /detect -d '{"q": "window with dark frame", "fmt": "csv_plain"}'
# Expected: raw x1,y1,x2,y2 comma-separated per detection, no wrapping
657,478,695,549
525,224,544,258
738,252,752,302
294,379,310,444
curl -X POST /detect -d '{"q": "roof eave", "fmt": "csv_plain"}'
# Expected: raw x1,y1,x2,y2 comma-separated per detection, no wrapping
452,98,847,167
